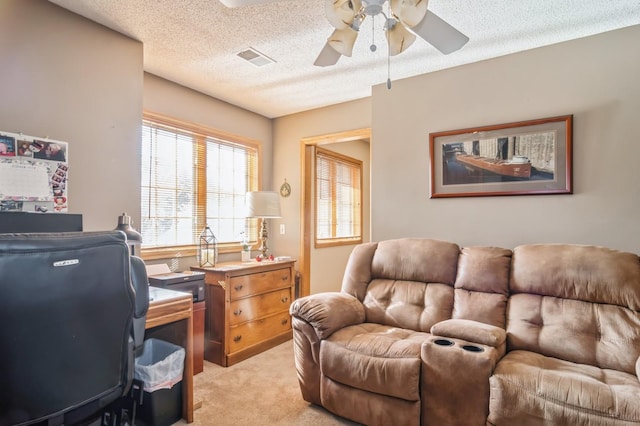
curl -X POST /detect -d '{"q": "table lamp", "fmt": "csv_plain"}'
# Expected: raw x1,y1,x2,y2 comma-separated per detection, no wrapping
245,191,281,259
114,212,142,256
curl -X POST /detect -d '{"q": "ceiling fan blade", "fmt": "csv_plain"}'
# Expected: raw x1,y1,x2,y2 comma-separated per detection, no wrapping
410,10,469,54
389,0,428,28
219,0,280,7
314,42,342,67
325,0,363,29
386,21,416,56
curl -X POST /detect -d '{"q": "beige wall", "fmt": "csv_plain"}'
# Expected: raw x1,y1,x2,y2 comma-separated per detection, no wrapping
370,25,640,253
0,0,143,231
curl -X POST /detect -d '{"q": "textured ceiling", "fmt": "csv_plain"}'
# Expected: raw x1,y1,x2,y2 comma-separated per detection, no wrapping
49,0,640,118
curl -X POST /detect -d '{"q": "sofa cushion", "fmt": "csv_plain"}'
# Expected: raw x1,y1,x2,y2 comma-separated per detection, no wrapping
489,350,640,425
370,238,460,284
364,279,453,332
455,246,511,295
321,376,420,426
509,244,640,375
511,244,640,309
290,292,365,339
453,288,507,329
320,323,426,401
430,319,506,347
454,246,511,328
508,293,640,375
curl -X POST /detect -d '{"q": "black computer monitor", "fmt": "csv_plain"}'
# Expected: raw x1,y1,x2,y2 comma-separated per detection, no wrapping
0,212,83,233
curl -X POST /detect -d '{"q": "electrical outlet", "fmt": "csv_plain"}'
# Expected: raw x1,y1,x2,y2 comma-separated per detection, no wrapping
280,224,285,235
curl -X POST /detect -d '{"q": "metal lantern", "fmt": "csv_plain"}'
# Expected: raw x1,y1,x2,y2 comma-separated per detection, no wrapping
198,225,218,267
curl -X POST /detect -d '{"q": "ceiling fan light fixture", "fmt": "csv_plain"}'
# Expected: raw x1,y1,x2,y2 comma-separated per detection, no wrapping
328,27,358,57
350,14,365,31
386,20,416,55
325,0,363,29
390,0,429,27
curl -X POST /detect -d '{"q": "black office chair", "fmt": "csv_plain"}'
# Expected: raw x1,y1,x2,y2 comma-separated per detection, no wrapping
0,231,149,426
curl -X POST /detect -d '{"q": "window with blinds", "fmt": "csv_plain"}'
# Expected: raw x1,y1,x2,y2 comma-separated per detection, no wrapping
141,113,259,259
315,147,362,247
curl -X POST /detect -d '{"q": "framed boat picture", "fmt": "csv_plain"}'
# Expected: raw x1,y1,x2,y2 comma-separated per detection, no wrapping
429,115,573,198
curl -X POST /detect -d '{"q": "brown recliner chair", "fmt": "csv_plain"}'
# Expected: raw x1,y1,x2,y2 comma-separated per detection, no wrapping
290,238,510,426
0,231,149,426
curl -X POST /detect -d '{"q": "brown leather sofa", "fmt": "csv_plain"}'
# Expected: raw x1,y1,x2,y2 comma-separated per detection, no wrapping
289,238,640,425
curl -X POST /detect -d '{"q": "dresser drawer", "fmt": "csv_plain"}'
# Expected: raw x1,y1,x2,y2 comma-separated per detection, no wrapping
229,288,291,326
228,268,291,299
228,311,291,353
193,260,296,366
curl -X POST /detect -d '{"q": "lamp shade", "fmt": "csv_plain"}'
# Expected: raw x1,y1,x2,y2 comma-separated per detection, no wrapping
245,191,281,218
390,0,428,27
386,20,416,56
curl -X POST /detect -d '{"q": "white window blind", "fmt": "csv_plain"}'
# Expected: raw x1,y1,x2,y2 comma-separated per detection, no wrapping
315,147,362,246
141,115,259,255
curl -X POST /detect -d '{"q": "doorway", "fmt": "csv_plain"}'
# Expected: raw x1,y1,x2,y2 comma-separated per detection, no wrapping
299,128,371,297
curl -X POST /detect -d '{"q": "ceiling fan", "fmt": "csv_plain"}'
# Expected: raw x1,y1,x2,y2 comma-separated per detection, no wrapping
313,0,469,67
219,0,468,69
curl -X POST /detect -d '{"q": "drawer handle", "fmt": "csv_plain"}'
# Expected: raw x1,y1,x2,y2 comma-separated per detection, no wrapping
281,275,288,281
281,296,289,303
233,335,242,343
233,309,242,316
234,284,243,292
281,319,288,326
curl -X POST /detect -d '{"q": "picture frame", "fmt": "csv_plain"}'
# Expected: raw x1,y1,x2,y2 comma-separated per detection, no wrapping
429,115,572,198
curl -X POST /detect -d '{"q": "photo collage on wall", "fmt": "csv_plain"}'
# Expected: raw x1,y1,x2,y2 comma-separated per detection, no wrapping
0,131,69,213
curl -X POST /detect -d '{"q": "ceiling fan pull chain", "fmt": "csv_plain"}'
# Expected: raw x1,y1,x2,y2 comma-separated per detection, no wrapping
387,35,392,89
370,15,377,52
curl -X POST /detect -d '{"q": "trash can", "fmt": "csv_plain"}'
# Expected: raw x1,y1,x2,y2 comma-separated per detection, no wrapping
134,338,185,426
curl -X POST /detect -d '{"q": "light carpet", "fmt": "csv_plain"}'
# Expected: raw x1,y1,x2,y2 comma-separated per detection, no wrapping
174,340,359,426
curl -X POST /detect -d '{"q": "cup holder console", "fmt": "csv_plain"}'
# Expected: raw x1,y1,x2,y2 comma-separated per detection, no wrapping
462,345,485,353
433,339,455,347
431,339,485,353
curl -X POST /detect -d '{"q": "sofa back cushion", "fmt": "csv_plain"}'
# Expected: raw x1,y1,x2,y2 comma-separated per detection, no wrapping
341,239,513,332
508,244,640,374
454,246,511,328
342,238,460,332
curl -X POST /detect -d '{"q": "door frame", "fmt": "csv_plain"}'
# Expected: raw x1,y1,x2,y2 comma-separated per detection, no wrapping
299,128,371,297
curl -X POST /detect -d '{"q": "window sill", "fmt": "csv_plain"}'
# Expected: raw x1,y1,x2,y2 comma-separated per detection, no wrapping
315,237,362,249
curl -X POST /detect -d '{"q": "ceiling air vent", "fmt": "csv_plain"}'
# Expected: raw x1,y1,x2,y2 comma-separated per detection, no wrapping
236,47,275,67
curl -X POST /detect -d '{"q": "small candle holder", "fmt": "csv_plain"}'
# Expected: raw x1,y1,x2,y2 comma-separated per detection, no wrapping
198,225,218,267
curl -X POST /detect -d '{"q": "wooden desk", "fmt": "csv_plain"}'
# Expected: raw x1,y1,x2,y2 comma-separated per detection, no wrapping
145,287,194,423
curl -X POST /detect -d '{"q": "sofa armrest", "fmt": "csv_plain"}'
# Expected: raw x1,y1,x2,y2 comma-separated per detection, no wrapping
636,356,640,381
290,292,365,339
430,319,506,348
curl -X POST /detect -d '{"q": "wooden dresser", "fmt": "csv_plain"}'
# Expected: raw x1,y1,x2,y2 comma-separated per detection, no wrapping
192,260,296,366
